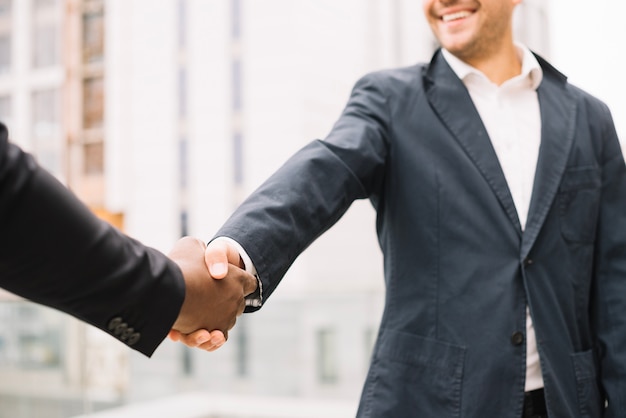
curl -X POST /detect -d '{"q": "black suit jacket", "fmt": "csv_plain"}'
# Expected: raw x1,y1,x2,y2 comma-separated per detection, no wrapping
0,123,184,356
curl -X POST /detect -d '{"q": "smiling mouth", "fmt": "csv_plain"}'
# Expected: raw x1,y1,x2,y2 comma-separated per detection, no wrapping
441,11,473,22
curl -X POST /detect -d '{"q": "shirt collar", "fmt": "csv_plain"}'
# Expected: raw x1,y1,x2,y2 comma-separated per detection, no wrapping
441,43,543,89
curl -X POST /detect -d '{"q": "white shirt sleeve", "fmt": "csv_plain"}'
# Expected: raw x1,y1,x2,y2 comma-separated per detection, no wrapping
211,236,262,308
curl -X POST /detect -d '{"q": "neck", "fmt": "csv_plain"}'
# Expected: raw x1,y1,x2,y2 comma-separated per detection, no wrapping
458,41,521,86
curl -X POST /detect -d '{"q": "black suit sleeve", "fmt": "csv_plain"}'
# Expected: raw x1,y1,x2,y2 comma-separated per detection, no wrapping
0,124,185,357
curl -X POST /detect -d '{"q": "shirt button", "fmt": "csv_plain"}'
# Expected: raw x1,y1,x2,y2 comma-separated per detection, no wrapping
511,331,524,346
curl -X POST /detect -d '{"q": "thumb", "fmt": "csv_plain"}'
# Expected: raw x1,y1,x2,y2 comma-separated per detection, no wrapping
205,239,242,279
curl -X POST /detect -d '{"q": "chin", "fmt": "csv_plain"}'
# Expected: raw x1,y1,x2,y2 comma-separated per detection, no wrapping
440,42,466,55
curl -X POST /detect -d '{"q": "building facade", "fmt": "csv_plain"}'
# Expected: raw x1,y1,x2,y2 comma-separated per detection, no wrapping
0,1,555,417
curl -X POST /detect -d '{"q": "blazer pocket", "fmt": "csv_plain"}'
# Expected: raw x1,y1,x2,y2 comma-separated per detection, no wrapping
571,349,603,417
359,329,466,418
558,166,601,244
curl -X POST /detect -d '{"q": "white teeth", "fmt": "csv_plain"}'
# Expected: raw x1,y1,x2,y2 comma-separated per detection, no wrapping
442,11,472,22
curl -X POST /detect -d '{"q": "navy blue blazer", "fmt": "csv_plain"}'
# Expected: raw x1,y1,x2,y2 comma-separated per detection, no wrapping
216,50,626,417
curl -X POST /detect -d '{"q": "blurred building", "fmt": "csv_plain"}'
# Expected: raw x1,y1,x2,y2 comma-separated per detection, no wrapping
0,1,551,417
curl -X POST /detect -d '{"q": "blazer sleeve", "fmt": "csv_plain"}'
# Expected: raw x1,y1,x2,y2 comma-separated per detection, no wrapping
214,72,391,310
0,124,185,357
590,104,626,414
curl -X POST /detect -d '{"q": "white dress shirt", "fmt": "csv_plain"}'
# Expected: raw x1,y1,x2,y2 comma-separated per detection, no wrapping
442,44,544,391
223,43,545,391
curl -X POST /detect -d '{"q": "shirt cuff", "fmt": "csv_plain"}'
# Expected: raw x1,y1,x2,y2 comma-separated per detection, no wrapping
211,236,262,308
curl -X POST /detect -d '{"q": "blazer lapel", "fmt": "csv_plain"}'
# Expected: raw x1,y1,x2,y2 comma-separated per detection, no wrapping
424,51,522,234
521,58,577,258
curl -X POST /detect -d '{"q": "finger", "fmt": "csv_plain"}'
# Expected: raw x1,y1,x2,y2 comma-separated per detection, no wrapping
197,340,224,352
205,240,241,279
177,329,213,348
209,330,226,346
168,330,182,341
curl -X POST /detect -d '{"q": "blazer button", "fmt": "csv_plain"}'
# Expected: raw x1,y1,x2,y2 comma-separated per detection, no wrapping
120,327,135,341
511,332,524,346
114,322,129,336
108,317,123,331
127,333,141,346
523,257,533,267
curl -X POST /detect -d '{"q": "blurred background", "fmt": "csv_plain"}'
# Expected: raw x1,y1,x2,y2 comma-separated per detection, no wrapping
0,0,623,417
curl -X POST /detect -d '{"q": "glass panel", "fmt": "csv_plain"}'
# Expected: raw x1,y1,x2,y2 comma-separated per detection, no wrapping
233,131,243,185
0,302,64,370
32,89,63,177
0,0,11,16
33,23,58,68
83,141,103,175
33,0,56,9
0,34,10,74
82,77,104,129
179,137,188,189
177,0,186,48
32,0,60,69
317,328,338,384
0,95,11,130
178,68,187,118
82,5,104,64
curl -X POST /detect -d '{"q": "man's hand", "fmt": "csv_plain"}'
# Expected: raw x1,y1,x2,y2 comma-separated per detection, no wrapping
168,237,257,346
168,238,248,351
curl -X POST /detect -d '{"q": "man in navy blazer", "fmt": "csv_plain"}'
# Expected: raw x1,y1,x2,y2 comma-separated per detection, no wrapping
176,0,626,416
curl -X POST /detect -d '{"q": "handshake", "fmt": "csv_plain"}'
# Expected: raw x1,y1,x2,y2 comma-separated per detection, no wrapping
166,237,257,352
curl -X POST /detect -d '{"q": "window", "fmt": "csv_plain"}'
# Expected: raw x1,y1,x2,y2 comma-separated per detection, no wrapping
83,77,104,129
33,24,59,68
82,2,104,64
0,0,10,75
232,59,242,111
235,319,248,377
231,0,241,39
83,141,103,175
179,137,188,189
316,328,338,384
178,68,187,119
33,0,56,9
32,0,60,69
233,131,243,185
32,89,61,135
0,34,10,74
181,346,193,376
364,327,376,366
0,95,11,129
0,0,11,16
32,89,63,177
177,0,186,49
0,303,64,370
